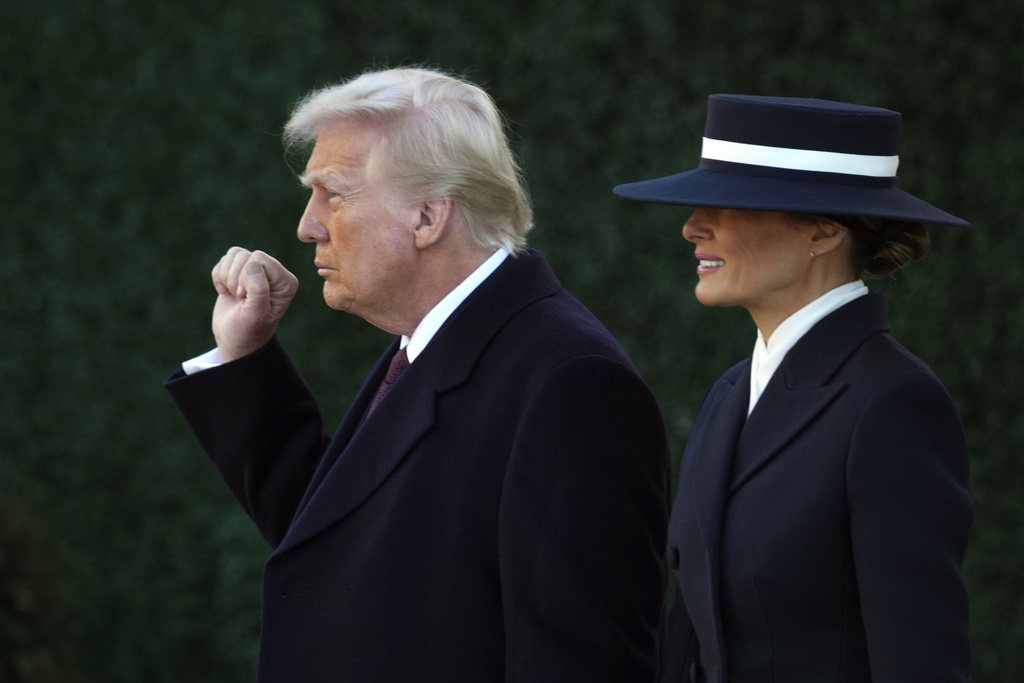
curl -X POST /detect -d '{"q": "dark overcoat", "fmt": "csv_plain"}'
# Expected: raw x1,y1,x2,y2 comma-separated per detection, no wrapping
166,249,671,682
661,292,972,683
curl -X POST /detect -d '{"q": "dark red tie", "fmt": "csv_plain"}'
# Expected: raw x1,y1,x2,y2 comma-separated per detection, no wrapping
367,346,410,416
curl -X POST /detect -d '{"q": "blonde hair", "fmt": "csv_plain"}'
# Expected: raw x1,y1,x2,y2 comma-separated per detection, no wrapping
284,67,533,254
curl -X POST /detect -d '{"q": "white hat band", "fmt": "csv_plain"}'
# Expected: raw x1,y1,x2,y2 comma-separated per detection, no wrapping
702,137,900,178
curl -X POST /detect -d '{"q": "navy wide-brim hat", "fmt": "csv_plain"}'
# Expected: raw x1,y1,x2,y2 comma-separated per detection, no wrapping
613,94,969,227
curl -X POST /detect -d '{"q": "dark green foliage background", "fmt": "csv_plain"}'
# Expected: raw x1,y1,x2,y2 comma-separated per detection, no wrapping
1,0,1021,680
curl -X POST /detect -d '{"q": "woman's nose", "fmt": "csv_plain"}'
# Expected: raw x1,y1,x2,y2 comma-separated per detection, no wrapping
682,207,713,242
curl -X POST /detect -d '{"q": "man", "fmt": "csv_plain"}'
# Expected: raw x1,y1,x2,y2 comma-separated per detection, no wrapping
166,67,670,682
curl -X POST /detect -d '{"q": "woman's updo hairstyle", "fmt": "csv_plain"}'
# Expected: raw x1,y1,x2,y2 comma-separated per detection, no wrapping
796,214,931,278
834,215,930,277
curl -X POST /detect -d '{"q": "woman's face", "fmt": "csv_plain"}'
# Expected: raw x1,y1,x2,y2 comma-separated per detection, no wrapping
681,207,823,326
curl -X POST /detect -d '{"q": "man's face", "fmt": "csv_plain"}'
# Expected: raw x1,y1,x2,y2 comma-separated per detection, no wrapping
297,118,422,332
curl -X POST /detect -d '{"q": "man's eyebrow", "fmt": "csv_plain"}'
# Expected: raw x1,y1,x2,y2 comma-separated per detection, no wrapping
299,170,346,190
299,171,326,188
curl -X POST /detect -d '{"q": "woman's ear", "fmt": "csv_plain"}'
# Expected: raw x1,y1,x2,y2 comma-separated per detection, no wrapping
413,198,454,250
807,217,848,256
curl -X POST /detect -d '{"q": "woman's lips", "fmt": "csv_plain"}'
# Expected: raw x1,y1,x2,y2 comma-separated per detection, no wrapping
695,253,725,274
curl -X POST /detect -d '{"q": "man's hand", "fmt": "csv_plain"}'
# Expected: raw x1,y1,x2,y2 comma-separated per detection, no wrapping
211,247,299,363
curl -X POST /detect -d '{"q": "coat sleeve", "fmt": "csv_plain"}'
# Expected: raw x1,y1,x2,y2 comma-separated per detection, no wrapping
164,337,331,548
497,354,672,683
847,367,973,682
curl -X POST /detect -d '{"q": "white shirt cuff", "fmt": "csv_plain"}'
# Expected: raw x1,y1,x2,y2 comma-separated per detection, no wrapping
181,347,223,375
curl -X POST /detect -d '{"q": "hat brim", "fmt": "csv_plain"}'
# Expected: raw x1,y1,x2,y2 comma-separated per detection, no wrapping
613,168,969,227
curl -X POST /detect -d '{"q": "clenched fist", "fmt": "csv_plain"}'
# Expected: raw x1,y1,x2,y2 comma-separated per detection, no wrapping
211,247,299,362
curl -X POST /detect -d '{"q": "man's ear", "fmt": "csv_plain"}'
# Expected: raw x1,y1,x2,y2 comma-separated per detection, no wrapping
413,197,454,250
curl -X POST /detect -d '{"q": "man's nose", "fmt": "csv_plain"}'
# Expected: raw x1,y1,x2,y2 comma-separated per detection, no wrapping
297,205,328,243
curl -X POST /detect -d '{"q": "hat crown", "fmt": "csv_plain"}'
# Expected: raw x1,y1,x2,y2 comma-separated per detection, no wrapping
611,93,968,227
706,95,901,157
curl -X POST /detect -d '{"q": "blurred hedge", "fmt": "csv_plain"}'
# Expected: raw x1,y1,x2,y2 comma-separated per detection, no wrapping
0,498,77,682
1,0,1021,680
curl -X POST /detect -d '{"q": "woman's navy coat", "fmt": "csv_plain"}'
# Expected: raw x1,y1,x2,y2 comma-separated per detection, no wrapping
662,292,972,683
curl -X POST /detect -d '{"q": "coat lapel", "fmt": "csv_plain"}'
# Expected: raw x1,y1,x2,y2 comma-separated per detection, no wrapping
275,250,562,554
729,381,846,494
691,364,750,553
279,353,439,553
728,292,892,495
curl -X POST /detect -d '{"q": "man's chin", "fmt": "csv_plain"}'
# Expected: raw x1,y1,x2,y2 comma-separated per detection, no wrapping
321,285,353,313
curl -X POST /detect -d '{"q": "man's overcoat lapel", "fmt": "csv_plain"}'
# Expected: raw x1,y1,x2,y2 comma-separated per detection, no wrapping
276,250,562,555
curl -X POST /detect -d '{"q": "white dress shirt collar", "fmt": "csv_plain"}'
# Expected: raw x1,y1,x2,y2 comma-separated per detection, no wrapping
402,248,509,362
748,280,868,415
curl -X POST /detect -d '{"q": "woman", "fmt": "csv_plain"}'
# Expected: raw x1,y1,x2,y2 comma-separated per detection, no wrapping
614,95,972,682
